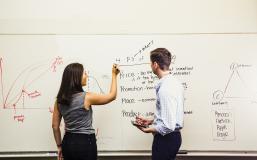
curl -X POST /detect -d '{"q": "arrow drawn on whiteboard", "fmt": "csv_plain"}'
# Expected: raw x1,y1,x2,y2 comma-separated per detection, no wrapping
133,40,154,57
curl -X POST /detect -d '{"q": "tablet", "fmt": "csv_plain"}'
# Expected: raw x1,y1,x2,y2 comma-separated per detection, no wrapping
131,120,149,128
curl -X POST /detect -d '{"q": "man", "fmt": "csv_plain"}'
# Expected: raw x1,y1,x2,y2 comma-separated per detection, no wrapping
136,48,184,160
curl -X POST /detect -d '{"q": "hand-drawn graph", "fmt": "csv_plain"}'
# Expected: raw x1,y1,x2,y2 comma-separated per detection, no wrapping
211,62,257,141
0,56,63,122
213,62,257,103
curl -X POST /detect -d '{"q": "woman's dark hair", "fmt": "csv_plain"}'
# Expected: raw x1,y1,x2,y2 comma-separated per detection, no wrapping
150,48,171,70
57,63,84,105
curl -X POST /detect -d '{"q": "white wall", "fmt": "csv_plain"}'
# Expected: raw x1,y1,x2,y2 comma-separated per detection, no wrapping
0,0,257,34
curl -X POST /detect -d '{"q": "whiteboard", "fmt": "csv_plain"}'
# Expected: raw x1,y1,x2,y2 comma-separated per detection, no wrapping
0,34,257,152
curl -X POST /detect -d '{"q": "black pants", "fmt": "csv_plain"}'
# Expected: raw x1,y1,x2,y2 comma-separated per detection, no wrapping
152,131,181,160
62,132,97,160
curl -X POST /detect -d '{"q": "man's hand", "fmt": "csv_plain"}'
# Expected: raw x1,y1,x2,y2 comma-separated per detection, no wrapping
137,126,156,134
136,116,153,126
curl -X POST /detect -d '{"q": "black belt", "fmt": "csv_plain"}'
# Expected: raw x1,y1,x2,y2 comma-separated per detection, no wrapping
174,127,182,132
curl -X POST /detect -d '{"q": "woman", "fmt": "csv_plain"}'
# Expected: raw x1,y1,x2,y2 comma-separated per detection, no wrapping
52,63,120,160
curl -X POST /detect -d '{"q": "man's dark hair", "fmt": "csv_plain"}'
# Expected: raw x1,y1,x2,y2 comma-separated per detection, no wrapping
57,63,84,105
150,48,171,70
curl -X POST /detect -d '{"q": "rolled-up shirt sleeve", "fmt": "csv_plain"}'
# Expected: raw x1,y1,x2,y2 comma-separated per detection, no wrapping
154,90,178,136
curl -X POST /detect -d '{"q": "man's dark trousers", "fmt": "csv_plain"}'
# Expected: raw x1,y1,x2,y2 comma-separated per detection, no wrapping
152,131,181,160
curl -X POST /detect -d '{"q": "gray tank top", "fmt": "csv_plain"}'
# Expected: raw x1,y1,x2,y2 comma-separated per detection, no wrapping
58,92,95,134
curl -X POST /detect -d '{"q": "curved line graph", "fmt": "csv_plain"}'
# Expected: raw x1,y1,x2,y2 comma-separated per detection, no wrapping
0,56,63,111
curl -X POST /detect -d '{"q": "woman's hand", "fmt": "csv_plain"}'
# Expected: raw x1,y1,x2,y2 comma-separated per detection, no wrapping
57,147,63,160
112,64,120,75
